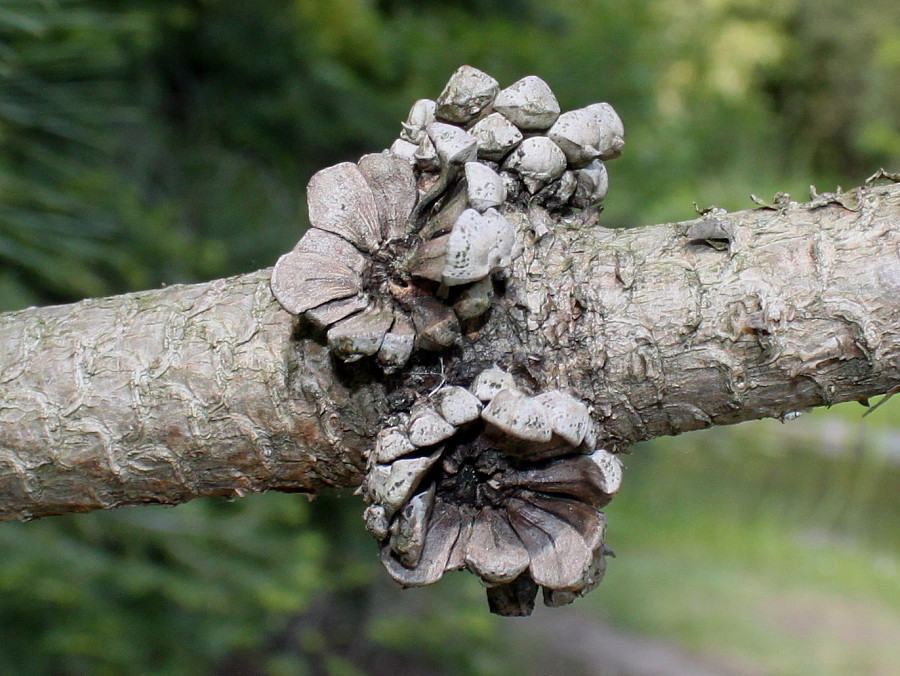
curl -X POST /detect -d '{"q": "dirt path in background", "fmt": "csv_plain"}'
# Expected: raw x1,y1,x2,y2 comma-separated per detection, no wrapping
503,607,755,676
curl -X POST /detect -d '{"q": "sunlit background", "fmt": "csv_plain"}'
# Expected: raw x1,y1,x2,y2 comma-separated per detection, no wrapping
1,0,898,674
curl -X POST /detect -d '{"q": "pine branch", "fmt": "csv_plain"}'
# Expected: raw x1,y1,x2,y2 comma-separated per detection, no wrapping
1,182,897,522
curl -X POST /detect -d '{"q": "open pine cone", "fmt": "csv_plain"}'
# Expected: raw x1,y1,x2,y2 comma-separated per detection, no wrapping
270,66,624,372
362,367,623,616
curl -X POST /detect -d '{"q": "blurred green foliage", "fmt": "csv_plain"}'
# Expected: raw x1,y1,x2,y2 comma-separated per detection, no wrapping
0,0,897,673
3,0,897,312
594,400,900,676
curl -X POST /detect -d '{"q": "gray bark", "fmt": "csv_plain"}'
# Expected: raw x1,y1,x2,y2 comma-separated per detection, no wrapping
1,183,898,521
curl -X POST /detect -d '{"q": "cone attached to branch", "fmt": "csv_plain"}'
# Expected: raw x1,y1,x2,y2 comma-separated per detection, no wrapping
273,66,625,372
362,366,624,616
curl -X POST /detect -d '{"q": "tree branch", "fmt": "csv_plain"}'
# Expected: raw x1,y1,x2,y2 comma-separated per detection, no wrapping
1,183,898,521
0,272,385,520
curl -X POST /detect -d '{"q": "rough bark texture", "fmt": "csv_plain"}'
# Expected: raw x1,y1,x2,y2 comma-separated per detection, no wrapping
0,273,387,520
480,183,900,450
1,183,898,521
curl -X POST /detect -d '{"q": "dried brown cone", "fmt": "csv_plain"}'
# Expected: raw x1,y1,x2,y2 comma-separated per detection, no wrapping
271,66,625,372
268,147,512,371
362,367,624,616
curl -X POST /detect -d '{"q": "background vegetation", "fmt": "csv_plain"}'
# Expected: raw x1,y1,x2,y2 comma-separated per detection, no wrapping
0,0,897,673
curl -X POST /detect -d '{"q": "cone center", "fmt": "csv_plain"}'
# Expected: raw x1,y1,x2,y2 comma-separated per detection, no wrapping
436,442,510,509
